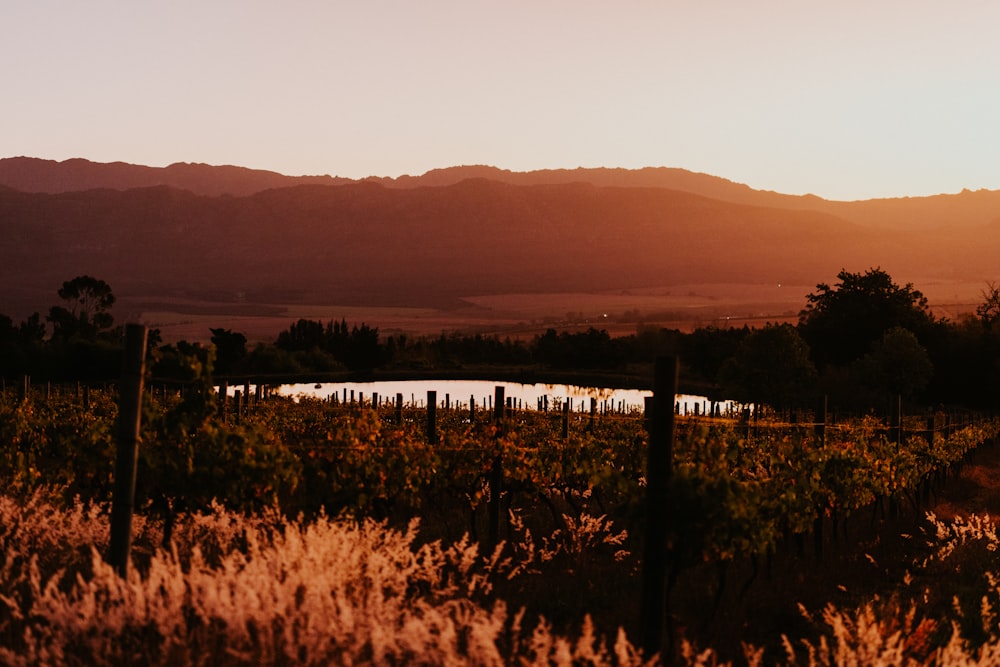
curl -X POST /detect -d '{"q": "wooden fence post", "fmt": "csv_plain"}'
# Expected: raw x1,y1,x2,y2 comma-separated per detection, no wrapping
562,400,570,439
815,395,828,445
107,324,148,577
427,390,437,444
494,386,505,422
488,386,506,548
396,392,403,424
640,356,679,660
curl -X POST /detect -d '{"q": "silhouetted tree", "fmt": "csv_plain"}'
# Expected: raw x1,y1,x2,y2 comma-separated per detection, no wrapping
18,312,46,345
0,312,50,379
620,325,684,364
926,301,1000,408
342,323,384,371
272,318,386,372
276,319,326,351
798,267,936,368
210,328,248,375
677,325,750,388
976,281,1000,332
533,328,624,369
851,327,933,401
47,275,116,340
718,323,817,410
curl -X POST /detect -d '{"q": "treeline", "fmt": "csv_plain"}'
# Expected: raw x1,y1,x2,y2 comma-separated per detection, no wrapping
7,269,1000,412
211,322,678,377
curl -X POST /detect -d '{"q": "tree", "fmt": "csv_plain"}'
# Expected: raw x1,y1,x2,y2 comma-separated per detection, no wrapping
798,268,936,368
276,319,326,352
18,312,46,345
343,322,384,371
533,328,624,370
677,325,750,388
47,275,116,340
718,323,817,410
852,327,933,400
975,281,1000,331
210,328,248,375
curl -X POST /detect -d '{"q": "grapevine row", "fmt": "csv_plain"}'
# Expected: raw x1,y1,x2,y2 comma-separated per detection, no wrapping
1,385,996,559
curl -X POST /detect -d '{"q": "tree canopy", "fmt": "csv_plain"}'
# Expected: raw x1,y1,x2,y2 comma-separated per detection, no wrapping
718,323,817,410
47,275,116,340
852,326,933,400
797,267,936,368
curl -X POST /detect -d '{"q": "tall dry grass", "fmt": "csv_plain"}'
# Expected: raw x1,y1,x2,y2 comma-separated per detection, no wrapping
7,489,1000,665
0,490,651,666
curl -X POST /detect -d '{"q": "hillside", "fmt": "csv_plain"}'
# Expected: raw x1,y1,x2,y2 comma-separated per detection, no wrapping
5,157,1000,230
3,157,999,340
0,157,350,198
0,180,869,305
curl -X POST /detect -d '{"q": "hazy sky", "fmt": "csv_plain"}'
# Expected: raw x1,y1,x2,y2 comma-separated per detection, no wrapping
4,1,999,200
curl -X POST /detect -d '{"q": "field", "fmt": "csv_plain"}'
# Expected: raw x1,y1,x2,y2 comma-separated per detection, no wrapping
3,381,1000,665
126,278,986,344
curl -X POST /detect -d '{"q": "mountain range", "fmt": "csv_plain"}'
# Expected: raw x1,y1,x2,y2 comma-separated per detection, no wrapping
2,157,998,327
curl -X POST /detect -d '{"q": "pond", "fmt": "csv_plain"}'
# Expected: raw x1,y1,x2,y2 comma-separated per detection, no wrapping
266,379,738,416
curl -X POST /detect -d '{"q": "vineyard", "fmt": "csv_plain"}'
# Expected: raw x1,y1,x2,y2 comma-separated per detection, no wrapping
2,367,1000,664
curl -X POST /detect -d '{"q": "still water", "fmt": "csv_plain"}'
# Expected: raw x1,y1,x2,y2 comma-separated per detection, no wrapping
268,379,736,415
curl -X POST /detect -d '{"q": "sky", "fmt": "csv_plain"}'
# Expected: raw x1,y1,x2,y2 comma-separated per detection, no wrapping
3,1,1000,201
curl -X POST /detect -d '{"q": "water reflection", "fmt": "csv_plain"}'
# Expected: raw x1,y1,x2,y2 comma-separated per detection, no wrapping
265,379,735,415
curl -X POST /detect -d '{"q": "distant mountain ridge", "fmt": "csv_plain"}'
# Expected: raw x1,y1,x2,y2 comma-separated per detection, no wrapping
0,157,352,198
2,170,995,318
4,157,1000,230
2,156,1000,322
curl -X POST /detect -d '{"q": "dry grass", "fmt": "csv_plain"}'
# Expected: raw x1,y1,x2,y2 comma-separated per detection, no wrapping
6,487,1000,665
0,491,652,666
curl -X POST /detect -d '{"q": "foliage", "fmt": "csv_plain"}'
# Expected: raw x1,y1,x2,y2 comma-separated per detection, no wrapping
4,269,1000,414
798,267,937,368
425,332,532,367
4,379,994,579
0,496,650,666
138,344,300,543
47,275,117,341
2,373,1000,664
5,488,1000,664
276,318,385,371
0,313,46,379
717,324,817,409
676,326,749,390
851,327,934,400
209,327,248,375
534,328,626,370
975,281,1000,331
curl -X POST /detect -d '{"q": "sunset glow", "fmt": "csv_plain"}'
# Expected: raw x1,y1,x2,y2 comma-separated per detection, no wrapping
4,1,1000,200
